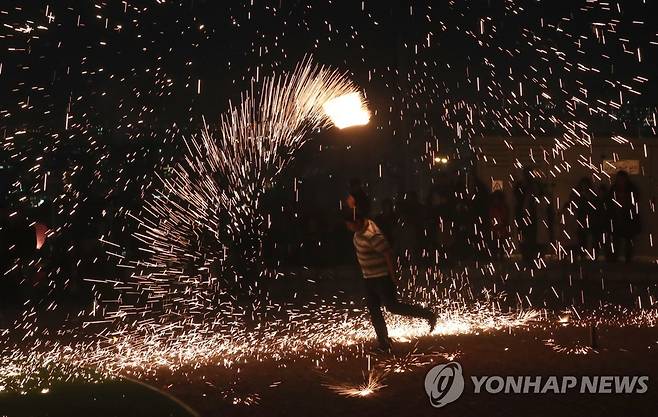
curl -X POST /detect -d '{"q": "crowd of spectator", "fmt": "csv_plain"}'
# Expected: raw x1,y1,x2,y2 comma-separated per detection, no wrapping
0,167,645,320
263,170,643,268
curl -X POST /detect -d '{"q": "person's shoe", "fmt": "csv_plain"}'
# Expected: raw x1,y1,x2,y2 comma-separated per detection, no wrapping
370,345,392,355
427,312,437,334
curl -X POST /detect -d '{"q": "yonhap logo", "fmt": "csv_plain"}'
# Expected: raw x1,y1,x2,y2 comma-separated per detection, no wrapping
424,361,465,408
424,360,649,407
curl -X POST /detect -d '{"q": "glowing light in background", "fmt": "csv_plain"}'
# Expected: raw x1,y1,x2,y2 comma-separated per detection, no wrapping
35,223,48,250
323,92,370,129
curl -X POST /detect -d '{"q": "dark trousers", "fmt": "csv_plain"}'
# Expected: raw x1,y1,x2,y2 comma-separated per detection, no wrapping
364,275,432,347
520,226,539,261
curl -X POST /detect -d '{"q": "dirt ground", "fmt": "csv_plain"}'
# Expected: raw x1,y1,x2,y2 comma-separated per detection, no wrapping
167,325,658,417
1,322,657,417
2,260,658,417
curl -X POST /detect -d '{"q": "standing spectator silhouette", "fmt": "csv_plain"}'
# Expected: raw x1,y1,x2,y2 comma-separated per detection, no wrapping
0,203,38,317
514,168,540,261
453,187,473,262
535,182,555,258
592,183,610,259
574,177,597,259
561,177,598,261
469,175,490,259
397,191,424,263
514,169,554,261
561,187,580,260
488,190,510,260
606,171,641,263
426,178,456,264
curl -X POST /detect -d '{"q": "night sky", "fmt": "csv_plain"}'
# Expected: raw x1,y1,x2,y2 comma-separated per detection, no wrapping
2,0,657,228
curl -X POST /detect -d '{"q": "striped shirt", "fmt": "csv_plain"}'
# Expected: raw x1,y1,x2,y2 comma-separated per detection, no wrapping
353,219,391,279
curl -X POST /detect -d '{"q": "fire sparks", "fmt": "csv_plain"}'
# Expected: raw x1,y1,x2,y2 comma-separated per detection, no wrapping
379,349,461,374
322,93,371,129
123,57,365,304
544,339,597,355
0,0,657,410
324,369,387,398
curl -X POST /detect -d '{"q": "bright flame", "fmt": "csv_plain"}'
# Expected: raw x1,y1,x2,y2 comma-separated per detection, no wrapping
323,93,370,129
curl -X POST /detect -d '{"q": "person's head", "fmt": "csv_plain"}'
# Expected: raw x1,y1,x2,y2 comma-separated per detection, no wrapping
342,207,366,233
577,177,592,193
614,170,629,189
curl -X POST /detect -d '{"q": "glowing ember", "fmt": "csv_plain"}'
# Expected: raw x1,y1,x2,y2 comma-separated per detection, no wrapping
379,349,460,374
544,339,597,355
324,370,387,398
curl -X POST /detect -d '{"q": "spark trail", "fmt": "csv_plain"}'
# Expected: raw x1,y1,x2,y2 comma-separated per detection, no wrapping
121,58,367,316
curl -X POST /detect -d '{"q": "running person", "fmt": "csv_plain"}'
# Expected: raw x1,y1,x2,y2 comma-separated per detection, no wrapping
343,207,436,352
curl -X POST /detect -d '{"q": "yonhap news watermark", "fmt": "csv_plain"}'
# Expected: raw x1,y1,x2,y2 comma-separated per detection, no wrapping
424,361,649,408
470,374,649,395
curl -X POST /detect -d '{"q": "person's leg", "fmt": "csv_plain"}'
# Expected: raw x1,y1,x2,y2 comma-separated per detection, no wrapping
521,225,538,262
363,278,390,348
378,275,433,321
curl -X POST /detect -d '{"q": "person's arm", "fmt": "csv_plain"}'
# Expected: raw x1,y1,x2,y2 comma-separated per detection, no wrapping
384,250,397,282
